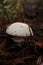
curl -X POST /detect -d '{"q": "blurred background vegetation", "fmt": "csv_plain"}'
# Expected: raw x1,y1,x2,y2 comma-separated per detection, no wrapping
0,0,24,23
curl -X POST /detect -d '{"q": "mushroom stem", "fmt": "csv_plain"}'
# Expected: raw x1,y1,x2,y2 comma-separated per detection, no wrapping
12,37,24,47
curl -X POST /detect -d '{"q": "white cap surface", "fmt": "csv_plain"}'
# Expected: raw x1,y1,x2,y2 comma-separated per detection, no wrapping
6,22,33,37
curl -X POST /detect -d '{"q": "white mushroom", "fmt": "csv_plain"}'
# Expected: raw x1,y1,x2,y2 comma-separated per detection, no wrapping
6,22,33,46
6,22,33,36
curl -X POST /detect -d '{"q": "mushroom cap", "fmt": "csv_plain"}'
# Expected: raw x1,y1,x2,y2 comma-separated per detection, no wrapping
6,22,33,37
